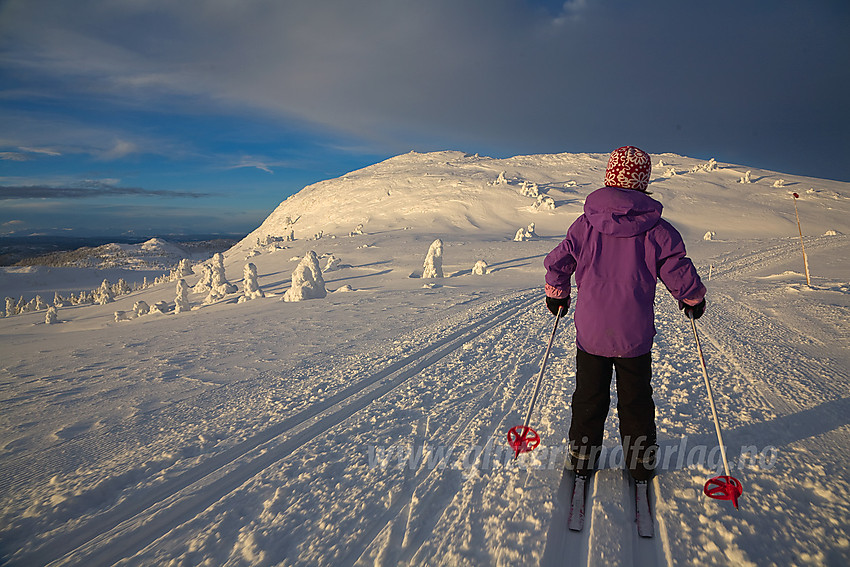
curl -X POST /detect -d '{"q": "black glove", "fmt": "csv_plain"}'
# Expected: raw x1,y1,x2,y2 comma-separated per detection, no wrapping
680,298,706,320
546,295,570,317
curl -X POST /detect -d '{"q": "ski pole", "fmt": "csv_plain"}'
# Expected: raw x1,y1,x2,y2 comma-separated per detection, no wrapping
508,305,563,459
690,315,743,509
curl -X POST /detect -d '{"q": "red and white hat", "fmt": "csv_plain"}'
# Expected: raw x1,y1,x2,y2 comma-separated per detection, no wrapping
604,146,652,192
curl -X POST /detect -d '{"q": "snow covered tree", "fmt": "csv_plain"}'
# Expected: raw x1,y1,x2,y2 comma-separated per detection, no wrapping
115,279,131,296
520,181,539,198
493,171,508,186
177,258,194,277
514,228,527,241
773,179,786,188
349,224,364,237
213,254,237,293
114,310,132,322
738,171,752,184
284,251,326,301
323,254,341,273
204,252,238,303
240,263,264,301
34,295,48,310
5,297,15,317
691,158,717,173
422,239,443,278
533,195,556,211
53,292,66,308
133,300,150,317
472,260,489,275
174,279,191,313
194,264,214,294
45,306,58,325
150,300,170,314
96,280,114,304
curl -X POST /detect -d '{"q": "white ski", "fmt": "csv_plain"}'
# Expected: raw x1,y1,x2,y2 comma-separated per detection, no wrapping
568,473,588,531
635,480,654,538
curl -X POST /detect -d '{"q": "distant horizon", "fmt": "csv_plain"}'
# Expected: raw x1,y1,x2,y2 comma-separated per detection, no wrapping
0,232,245,267
0,232,248,241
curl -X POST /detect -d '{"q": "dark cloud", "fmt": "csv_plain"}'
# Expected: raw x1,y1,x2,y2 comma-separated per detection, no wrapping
0,181,209,200
0,0,848,179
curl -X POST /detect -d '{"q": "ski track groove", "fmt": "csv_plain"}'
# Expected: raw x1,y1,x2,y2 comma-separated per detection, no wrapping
623,472,665,567
708,234,847,280
699,291,849,417
346,301,558,566
540,469,593,567
12,291,540,567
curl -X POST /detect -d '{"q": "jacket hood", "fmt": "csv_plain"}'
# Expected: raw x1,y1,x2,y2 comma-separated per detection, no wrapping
584,186,662,237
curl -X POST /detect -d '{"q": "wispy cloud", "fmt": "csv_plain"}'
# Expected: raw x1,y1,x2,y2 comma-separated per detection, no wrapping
0,180,210,200
0,152,31,161
223,156,292,174
1,146,63,161
19,146,62,156
0,111,191,163
99,139,139,160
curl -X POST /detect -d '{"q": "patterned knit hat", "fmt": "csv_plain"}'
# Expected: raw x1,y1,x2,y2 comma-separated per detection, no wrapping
604,146,652,192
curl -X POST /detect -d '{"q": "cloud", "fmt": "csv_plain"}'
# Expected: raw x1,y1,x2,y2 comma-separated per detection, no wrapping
0,180,210,200
0,152,31,161
0,111,191,163
0,1,848,179
99,140,139,160
1,146,63,161
223,156,290,174
19,146,62,156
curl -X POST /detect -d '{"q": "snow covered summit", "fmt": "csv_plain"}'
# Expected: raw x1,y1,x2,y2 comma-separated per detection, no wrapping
240,150,597,247
238,149,850,254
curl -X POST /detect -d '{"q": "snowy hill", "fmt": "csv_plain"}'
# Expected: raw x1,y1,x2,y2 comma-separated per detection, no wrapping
14,237,221,270
0,237,237,307
1,150,849,566
239,150,849,250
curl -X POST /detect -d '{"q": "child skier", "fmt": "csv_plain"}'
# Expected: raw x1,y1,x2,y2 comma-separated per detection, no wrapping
544,146,706,482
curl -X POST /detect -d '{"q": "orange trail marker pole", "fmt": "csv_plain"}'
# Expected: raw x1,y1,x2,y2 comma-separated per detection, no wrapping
792,193,811,286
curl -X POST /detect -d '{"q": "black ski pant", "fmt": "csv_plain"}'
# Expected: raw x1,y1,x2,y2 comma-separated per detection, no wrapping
569,348,657,481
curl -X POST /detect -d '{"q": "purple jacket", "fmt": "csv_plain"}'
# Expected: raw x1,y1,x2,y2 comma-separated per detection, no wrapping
545,186,705,358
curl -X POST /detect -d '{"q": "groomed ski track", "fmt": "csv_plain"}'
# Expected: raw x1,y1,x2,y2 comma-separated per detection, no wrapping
13,291,544,566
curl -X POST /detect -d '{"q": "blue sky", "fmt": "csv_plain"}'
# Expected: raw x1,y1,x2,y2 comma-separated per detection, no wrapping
1,0,848,237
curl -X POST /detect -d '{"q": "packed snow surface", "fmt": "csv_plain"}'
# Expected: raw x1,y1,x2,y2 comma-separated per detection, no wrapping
1,151,849,566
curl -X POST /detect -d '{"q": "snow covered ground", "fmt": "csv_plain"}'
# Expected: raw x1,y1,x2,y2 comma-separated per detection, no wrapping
1,151,848,566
